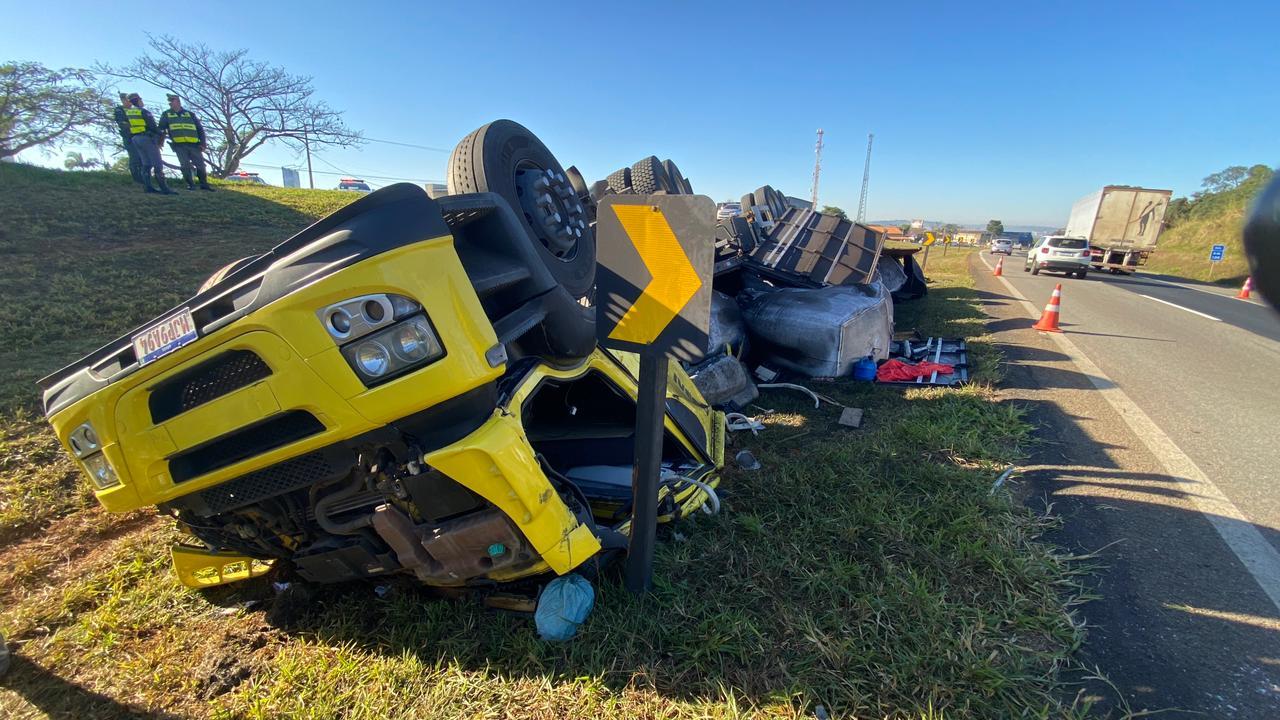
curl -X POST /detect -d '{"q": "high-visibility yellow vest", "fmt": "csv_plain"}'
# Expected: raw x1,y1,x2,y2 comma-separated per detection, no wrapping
124,107,146,135
162,110,200,143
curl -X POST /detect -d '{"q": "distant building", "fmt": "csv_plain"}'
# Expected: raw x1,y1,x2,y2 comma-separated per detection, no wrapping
910,219,925,230
998,231,1034,247
953,229,985,245
424,182,448,199
865,224,914,244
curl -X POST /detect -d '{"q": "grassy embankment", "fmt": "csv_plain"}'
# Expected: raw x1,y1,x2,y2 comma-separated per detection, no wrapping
1,164,1089,719
1144,166,1273,284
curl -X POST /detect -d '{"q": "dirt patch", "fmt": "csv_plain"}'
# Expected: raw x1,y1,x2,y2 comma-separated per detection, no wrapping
0,506,157,601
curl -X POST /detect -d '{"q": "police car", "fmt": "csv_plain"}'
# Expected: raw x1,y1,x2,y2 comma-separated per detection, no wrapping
224,172,268,185
337,178,372,193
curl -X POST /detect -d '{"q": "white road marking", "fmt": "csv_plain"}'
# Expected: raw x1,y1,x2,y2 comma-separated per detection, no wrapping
978,252,1280,613
1136,273,1264,306
1137,293,1221,321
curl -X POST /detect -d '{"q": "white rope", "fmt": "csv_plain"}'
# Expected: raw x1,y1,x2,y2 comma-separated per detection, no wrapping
725,412,765,434
758,382,820,408
663,473,721,515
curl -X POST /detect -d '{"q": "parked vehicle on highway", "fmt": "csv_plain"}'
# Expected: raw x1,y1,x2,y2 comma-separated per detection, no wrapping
989,237,1013,255
1025,235,1091,277
716,202,742,220
1066,185,1172,274
337,177,372,192
39,120,723,593
223,171,268,185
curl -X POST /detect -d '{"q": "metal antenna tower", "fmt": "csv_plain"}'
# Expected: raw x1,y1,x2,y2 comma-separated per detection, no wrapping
856,133,874,223
809,128,824,208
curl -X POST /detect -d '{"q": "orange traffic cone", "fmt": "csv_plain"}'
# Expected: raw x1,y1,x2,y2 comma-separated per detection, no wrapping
1237,277,1253,300
1032,284,1064,333
993,257,1004,276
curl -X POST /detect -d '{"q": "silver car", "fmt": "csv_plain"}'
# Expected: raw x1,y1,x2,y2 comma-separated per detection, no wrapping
716,202,742,220
989,237,1013,254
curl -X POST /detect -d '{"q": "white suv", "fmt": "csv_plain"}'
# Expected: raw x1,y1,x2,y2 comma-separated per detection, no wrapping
1025,236,1091,278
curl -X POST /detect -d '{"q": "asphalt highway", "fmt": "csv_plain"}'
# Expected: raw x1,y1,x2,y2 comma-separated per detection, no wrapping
972,250,1280,716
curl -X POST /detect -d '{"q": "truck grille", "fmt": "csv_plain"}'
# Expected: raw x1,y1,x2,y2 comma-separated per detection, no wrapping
149,350,271,423
169,410,324,483
195,452,334,515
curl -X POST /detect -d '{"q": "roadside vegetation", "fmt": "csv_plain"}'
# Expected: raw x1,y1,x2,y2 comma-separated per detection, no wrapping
1145,164,1273,284
1,165,1088,718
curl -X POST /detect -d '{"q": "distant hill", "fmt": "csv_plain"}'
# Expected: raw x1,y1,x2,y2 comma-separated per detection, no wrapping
1144,165,1273,284
869,220,1057,234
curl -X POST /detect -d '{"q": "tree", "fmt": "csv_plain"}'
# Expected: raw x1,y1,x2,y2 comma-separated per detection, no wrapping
0,61,113,160
1165,197,1190,227
103,35,362,177
63,150,103,170
1199,165,1249,195
986,219,1004,236
898,223,911,234
820,205,847,219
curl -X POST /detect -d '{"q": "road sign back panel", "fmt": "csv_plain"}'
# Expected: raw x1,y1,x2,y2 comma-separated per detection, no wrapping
596,195,714,362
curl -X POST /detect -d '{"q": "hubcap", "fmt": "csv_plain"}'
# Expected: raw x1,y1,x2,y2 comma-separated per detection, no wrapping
514,165,588,260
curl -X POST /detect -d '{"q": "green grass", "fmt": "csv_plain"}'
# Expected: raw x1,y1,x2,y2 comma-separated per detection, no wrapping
1144,167,1272,284
0,163,358,413
0,169,1087,718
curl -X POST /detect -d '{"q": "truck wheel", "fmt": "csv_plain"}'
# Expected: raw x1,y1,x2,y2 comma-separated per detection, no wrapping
448,120,596,298
630,156,674,194
1077,270,1088,279
606,167,631,195
662,159,690,195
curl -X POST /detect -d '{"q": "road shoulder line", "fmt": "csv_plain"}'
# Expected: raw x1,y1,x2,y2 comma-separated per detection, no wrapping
1136,293,1221,321
976,252,1280,612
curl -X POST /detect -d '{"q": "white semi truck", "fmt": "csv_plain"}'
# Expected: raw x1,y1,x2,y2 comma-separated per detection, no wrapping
1065,186,1172,274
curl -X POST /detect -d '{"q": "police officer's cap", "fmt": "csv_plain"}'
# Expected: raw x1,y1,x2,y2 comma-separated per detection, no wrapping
127,93,142,102
166,94,180,101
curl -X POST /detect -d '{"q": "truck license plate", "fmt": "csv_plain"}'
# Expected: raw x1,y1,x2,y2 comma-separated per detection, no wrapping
132,308,198,366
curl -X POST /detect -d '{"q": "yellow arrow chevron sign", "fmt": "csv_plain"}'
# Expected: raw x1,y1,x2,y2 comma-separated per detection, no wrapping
595,194,713,362
607,204,702,344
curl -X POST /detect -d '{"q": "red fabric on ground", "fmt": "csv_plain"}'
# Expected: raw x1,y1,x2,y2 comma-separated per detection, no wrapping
876,359,955,382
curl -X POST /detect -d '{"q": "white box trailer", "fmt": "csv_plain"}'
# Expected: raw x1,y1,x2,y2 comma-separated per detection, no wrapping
1065,186,1172,273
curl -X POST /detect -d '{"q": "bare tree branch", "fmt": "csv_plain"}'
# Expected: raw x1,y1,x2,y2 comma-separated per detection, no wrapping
98,35,362,177
0,62,114,159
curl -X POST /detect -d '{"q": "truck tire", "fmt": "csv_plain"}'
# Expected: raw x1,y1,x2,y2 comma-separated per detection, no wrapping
630,156,673,194
662,159,690,195
606,167,631,195
447,120,596,298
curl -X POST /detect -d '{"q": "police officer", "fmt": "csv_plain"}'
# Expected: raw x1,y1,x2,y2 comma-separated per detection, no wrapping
124,93,176,195
113,93,144,184
158,94,213,191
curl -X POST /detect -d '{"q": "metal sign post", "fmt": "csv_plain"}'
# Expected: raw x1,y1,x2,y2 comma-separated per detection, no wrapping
594,195,714,594
1209,244,1226,281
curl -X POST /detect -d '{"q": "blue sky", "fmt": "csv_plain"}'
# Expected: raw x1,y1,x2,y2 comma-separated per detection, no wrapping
5,1,1278,226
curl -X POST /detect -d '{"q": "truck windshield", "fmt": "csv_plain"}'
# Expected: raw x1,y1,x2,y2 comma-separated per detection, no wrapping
1049,238,1087,249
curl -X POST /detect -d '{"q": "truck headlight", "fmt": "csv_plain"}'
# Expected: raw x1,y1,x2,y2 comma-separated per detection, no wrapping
342,313,444,385
82,452,120,489
68,422,100,457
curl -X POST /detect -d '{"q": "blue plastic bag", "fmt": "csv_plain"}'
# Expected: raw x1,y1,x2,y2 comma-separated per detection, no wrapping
535,574,595,641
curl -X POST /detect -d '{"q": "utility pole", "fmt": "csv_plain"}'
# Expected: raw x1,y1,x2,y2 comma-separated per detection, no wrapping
810,128,824,209
856,133,874,223
303,127,314,189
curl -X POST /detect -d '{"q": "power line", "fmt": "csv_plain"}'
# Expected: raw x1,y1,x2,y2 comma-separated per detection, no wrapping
362,136,450,153
239,161,442,184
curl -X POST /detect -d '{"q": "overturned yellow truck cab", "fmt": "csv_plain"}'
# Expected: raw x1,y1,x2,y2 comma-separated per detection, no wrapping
40,124,724,590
